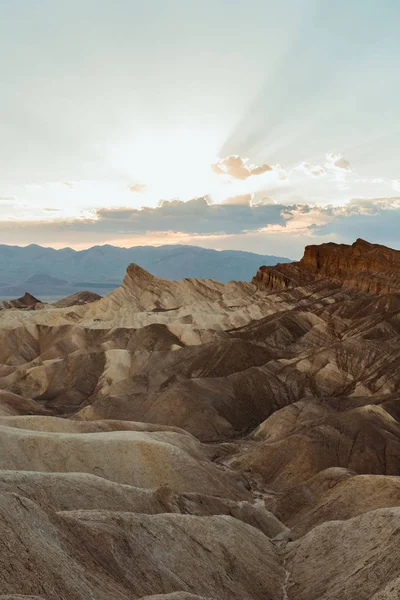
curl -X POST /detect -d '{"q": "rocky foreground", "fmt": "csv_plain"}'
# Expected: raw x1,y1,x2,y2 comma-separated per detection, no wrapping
1,238,400,599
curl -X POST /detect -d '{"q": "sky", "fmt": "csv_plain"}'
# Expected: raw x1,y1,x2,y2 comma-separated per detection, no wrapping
0,0,399,258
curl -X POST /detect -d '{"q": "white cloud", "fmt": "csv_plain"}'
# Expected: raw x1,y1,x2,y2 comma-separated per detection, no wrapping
392,180,400,193
222,194,254,205
0,148,399,256
129,183,148,193
211,155,273,180
325,153,352,173
296,162,326,178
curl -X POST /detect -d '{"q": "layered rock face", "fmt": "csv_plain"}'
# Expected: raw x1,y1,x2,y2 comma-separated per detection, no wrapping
0,292,42,310
254,238,400,294
0,239,400,599
0,291,101,311
52,290,102,308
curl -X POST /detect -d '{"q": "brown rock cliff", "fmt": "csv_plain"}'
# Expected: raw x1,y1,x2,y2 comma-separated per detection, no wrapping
254,239,400,295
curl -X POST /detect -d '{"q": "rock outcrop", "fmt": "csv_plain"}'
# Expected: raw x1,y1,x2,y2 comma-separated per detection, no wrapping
0,238,400,599
254,238,400,294
0,292,42,310
53,291,102,308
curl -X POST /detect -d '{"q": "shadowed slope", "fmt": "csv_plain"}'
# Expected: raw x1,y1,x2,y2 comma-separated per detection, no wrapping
1,239,400,599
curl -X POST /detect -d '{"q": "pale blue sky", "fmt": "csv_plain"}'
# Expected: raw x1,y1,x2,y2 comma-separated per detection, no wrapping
0,0,399,256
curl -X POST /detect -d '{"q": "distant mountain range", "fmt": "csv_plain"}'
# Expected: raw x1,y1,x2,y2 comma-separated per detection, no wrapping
0,243,292,297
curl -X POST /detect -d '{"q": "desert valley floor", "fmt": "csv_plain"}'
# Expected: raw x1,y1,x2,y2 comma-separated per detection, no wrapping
1,238,400,600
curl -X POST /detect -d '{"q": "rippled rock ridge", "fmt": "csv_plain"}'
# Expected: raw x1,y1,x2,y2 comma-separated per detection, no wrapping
1,238,400,599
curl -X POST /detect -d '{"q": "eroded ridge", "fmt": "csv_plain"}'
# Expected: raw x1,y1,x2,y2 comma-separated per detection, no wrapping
1,239,400,599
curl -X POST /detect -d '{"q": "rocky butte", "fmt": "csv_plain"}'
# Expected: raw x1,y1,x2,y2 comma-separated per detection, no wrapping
254,237,400,294
0,238,399,599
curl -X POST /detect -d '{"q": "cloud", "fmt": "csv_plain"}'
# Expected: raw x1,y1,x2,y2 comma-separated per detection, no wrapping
313,199,400,247
92,196,286,235
211,155,273,180
0,146,398,255
345,197,400,212
264,204,334,234
129,183,148,193
0,196,398,257
261,197,400,250
2,149,395,228
253,196,276,205
325,153,352,172
222,194,253,205
296,162,326,177
392,180,400,193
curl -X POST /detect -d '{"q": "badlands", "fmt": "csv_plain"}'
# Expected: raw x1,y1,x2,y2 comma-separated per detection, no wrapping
1,237,400,599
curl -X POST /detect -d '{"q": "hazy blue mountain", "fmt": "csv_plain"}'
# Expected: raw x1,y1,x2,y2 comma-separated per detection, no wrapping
0,243,292,297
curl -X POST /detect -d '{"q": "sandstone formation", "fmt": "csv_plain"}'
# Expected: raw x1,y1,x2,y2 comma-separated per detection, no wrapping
52,291,102,307
0,291,101,312
0,292,42,310
0,238,399,599
254,237,400,294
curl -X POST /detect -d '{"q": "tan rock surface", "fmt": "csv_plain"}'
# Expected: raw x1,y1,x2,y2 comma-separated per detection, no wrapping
0,492,284,599
1,239,400,599
52,291,102,307
285,508,400,600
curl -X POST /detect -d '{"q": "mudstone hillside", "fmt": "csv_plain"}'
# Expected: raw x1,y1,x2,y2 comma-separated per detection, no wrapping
1,238,400,599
